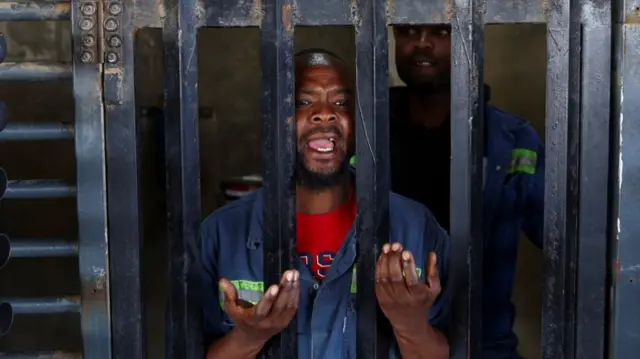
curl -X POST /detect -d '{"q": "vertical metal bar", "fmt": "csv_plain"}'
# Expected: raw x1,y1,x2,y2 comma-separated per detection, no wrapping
353,0,389,358
163,0,203,354
542,0,582,357
576,1,611,358
449,0,486,357
610,0,640,357
105,0,144,358
260,0,297,357
72,4,112,358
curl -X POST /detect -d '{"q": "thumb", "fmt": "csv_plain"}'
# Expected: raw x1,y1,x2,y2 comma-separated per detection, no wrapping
219,278,238,310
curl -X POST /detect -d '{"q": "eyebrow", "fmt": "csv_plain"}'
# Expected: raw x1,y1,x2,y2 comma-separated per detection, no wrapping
298,88,353,96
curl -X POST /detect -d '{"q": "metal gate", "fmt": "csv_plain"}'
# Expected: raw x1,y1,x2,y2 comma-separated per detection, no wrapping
0,0,637,358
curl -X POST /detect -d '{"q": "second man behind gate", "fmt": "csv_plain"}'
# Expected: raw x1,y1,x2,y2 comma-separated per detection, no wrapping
387,24,545,359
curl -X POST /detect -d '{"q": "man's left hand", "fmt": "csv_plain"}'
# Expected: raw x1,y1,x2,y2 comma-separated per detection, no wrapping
375,242,441,334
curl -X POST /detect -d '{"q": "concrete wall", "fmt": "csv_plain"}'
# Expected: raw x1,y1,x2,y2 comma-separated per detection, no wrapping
0,21,545,358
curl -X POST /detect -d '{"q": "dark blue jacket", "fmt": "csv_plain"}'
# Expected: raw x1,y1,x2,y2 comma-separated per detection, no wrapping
479,105,544,359
200,188,451,358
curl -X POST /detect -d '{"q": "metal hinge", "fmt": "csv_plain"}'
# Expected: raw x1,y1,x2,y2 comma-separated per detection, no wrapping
75,0,124,64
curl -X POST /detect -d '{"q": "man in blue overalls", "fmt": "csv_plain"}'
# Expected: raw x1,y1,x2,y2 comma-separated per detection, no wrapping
388,25,545,359
201,49,451,358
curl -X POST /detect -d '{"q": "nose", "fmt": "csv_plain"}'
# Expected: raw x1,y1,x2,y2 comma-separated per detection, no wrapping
416,29,433,49
311,107,336,123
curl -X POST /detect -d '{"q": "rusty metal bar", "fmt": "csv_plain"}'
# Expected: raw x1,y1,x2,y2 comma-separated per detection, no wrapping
541,0,582,357
163,0,203,353
0,63,72,81
134,0,546,28
0,352,81,359
449,0,486,357
353,0,390,357
0,2,71,21
2,297,81,314
10,238,78,258
575,1,611,358
259,0,297,356
0,122,74,141
3,180,76,199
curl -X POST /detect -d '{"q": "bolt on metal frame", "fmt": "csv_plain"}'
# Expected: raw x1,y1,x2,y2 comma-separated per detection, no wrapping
0,0,636,358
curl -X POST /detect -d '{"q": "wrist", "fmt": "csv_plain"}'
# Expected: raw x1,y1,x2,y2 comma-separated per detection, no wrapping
392,322,432,343
229,328,269,351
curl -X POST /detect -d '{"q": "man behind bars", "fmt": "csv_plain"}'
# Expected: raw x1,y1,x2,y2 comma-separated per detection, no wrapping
200,49,451,359
387,25,545,358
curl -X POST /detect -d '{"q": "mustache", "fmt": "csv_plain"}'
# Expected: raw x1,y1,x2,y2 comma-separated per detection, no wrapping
299,125,344,144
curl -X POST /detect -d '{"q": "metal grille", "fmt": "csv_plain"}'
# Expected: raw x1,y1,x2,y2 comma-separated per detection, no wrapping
1,0,638,358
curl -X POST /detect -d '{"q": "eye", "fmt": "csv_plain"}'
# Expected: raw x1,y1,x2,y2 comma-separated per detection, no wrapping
296,99,310,108
437,28,450,36
334,99,348,107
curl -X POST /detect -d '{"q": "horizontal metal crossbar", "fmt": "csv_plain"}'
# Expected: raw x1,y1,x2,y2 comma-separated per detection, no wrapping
1,296,81,314
0,2,71,21
0,352,81,359
2,180,76,199
0,122,74,141
3,237,77,259
0,63,72,82
135,0,546,28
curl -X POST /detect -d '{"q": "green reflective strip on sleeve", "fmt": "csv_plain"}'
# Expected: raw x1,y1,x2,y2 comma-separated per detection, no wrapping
350,266,422,294
508,148,537,175
218,280,265,308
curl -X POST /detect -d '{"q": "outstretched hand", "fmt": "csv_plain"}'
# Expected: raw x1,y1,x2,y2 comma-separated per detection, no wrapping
375,242,441,333
219,269,300,343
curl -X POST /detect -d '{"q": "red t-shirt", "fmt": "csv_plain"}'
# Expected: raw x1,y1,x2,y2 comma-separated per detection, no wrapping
297,191,356,281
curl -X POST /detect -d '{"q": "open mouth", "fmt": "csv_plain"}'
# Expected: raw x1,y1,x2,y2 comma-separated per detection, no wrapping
306,134,338,154
412,56,436,67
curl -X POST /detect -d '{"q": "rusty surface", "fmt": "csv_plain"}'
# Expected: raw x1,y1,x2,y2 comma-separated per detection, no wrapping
0,2,71,21
282,3,292,31
132,0,547,28
625,6,640,24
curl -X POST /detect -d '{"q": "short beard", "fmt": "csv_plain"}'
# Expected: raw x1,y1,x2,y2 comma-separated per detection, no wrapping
294,153,350,190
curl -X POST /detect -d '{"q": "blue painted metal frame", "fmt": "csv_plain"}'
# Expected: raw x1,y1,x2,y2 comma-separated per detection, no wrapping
611,1,640,357
72,42,113,359
105,0,145,357
163,0,204,355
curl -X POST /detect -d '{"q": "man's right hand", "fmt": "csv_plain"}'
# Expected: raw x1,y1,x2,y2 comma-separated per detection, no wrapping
219,269,300,345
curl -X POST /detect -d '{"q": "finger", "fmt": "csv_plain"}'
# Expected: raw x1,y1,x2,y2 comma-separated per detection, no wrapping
402,250,420,287
387,243,406,294
286,270,300,309
220,278,239,312
375,243,391,282
426,252,441,292
270,270,297,316
254,284,279,317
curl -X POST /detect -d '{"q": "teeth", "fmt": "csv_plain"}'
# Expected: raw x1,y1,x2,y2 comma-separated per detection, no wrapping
317,147,332,152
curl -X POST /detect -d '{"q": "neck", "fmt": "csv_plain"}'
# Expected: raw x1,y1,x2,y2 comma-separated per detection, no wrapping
296,179,350,214
407,89,450,129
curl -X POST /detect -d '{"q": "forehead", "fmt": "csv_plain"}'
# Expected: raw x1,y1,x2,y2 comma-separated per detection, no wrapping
295,64,351,88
